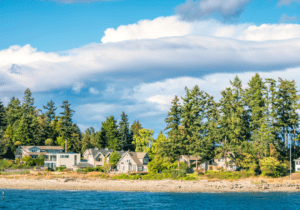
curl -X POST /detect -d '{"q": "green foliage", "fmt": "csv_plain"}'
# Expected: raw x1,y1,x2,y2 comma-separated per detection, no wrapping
260,157,288,178
132,128,154,155
45,138,53,146
205,171,254,180
21,156,33,166
236,153,258,173
55,166,67,172
101,116,121,151
34,154,45,166
109,151,121,168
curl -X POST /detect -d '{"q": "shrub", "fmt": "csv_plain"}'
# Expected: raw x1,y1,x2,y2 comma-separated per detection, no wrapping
205,171,255,180
260,157,288,178
94,166,104,172
84,167,94,172
55,166,67,172
76,168,85,173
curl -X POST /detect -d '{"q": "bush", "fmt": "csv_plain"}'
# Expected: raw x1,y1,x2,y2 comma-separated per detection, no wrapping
76,168,85,173
205,170,254,180
94,166,104,172
260,157,288,178
84,167,94,172
55,166,67,172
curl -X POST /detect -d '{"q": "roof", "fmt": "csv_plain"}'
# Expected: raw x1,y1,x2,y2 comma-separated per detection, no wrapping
117,152,148,166
180,155,201,161
19,146,64,150
88,148,113,158
76,162,94,168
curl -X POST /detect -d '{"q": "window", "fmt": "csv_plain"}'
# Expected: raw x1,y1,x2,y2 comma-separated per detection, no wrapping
96,158,102,162
60,155,69,158
125,159,130,163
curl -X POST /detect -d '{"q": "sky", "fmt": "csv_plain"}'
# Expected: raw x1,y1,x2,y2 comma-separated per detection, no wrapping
1,0,300,138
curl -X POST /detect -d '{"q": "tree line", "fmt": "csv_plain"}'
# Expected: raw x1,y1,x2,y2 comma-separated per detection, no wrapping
155,73,300,174
0,88,144,158
1,73,300,175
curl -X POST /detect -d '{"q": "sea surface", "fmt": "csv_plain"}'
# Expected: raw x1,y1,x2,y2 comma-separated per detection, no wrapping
0,190,299,210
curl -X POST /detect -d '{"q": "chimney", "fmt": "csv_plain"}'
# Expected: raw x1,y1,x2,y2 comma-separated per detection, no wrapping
65,139,67,153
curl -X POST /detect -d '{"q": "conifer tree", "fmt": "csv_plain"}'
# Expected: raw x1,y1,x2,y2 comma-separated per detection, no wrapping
102,116,121,151
180,85,206,167
163,95,182,168
59,100,74,142
0,100,6,132
118,111,132,151
22,88,35,115
43,100,57,124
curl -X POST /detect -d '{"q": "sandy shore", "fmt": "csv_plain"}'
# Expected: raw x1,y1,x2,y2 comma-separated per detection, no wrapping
1,176,300,192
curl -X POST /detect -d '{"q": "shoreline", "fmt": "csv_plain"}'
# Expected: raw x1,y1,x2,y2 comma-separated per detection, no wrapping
1,177,300,193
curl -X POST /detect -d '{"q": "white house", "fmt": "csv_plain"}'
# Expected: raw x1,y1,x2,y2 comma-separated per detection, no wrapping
294,158,300,172
15,146,64,161
44,153,80,170
116,151,149,173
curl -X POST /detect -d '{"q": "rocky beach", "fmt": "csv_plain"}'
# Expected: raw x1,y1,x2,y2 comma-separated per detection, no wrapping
1,174,300,192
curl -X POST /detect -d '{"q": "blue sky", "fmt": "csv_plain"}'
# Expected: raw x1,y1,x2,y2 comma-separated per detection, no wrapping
1,0,300,138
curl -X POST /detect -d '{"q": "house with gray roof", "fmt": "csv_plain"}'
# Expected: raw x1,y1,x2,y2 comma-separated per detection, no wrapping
15,146,64,161
83,148,113,167
116,151,149,173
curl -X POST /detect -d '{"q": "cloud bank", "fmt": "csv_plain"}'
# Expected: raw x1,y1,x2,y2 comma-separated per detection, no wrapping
101,16,300,43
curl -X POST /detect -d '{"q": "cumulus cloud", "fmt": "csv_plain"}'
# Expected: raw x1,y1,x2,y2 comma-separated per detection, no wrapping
72,82,84,93
2,18,300,96
278,0,300,6
89,87,99,94
101,16,192,43
175,0,250,22
279,14,298,23
101,16,300,43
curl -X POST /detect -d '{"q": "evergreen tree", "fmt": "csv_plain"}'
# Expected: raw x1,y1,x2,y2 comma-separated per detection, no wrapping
102,116,121,151
163,95,182,167
43,100,57,124
0,100,6,131
118,111,132,151
96,128,107,149
22,88,35,115
59,100,74,142
217,76,249,170
130,120,142,137
180,85,206,167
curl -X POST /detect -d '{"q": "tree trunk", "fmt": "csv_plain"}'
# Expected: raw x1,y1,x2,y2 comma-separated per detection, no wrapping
187,155,191,168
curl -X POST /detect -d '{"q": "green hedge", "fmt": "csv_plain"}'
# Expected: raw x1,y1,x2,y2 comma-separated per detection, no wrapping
205,171,255,180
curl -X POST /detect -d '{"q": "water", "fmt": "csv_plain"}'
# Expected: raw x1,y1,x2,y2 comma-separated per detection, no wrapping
0,190,300,210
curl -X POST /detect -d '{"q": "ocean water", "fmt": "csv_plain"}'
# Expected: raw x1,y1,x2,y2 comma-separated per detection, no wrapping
0,190,300,210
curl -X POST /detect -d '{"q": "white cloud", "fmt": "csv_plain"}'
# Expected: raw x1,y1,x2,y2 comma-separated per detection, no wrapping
175,0,250,21
278,0,300,6
72,82,84,93
2,17,300,97
279,14,298,23
101,16,192,43
89,87,99,94
101,16,300,43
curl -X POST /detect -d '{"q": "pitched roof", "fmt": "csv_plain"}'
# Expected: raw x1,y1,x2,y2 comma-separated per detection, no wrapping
20,146,64,150
88,148,113,158
76,162,94,168
118,152,148,166
181,155,201,161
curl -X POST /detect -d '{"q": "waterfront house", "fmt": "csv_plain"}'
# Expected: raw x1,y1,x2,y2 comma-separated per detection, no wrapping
116,151,149,173
15,146,64,161
15,145,80,170
179,155,202,166
294,158,300,172
207,154,238,171
44,152,81,169
83,148,113,167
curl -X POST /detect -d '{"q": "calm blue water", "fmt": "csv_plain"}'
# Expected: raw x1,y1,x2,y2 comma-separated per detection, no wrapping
0,190,299,210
